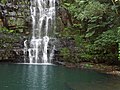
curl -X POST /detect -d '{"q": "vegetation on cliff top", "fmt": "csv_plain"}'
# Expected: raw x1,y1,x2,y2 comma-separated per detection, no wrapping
59,0,120,64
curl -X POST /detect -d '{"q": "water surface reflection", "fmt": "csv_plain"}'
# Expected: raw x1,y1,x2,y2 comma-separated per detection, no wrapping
0,64,120,90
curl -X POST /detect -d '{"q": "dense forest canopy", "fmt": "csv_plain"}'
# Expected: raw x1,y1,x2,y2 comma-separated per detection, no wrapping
58,0,120,64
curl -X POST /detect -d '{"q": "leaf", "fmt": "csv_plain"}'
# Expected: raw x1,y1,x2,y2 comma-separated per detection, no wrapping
64,3,71,7
9,30,14,33
85,31,95,38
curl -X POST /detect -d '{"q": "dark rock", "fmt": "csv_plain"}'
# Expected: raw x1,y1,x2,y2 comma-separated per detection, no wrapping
54,61,65,65
0,49,24,63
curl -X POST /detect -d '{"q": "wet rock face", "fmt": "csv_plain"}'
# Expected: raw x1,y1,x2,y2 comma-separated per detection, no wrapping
0,31,26,62
0,1,31,62
0,49,24,63
0,1,31,31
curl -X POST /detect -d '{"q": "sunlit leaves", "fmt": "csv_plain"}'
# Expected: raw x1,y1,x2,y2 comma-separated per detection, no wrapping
94,28,118,46
0,27,15,34
1,0,7,4
64,0,107,21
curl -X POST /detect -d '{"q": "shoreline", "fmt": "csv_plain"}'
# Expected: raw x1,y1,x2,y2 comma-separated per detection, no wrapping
63,62,120,76
54,61,120,76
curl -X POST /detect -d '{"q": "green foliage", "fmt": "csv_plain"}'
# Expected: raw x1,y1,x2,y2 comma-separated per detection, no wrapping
118,27,120,61
74,35,83,46
85,31,95,38
80,53,93,61
84,63,93,68
0,27,15,34
1,0,7,4
119,43,120,60
60,47,70,61
64,0,107,20
59,0,120,64
118,27,120,41
94,29,117,46
0,27,21,49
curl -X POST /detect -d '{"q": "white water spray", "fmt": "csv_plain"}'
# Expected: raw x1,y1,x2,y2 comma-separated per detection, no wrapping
25,0,56,64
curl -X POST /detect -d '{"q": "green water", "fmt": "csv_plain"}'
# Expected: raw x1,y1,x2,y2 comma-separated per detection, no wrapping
0,64,120,90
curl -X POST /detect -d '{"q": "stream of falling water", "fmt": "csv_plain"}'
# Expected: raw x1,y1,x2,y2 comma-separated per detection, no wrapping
24,0,56,64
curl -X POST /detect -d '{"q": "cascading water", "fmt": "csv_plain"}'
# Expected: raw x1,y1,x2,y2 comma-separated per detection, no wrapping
25,0,56,64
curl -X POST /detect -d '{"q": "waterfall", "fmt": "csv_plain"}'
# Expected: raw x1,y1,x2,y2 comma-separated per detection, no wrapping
25,0,56,64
